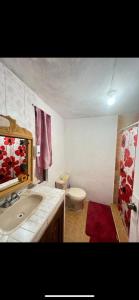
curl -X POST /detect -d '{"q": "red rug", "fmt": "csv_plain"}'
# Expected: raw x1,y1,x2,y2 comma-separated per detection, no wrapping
85,201,119,243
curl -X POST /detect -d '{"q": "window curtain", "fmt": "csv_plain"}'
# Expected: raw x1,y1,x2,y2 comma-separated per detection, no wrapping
118,127,138,234
34,106,52,182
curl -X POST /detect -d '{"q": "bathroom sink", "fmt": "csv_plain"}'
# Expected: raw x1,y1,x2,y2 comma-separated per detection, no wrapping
0,193,43,233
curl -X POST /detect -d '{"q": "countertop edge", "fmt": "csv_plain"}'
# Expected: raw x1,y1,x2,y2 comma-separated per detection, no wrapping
32,195,65,242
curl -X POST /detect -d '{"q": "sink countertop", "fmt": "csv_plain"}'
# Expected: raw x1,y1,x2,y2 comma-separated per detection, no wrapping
0,182,65,242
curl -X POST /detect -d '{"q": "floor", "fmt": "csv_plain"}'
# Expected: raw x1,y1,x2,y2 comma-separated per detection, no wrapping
110,203,128,242
64,200,128,243
64,200,90,242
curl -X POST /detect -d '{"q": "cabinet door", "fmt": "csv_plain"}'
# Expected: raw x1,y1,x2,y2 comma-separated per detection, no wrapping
39,202,64,243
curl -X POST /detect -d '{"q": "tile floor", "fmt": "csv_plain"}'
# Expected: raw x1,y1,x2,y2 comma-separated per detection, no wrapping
64,200,90,242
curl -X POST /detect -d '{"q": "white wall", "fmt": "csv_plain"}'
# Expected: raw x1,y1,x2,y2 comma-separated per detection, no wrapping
0,62,65,187
65,116,118,204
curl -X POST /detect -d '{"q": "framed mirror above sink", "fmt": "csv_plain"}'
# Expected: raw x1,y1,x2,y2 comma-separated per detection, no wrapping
0,115,33,198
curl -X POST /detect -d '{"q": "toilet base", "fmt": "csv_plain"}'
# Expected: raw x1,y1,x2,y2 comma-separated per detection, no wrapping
66,195,85,211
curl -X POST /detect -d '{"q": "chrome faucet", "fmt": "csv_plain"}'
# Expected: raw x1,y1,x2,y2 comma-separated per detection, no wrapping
10,192,20,204
1,192,20,208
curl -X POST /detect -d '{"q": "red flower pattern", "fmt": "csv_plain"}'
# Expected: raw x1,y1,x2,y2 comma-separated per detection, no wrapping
4,137,15,145
121,177,126,187
125,184,132,201
15,145,26,157
0,167,12,184
118,130,138,233
14,165,22,176
134,134,138,147
2,156,19,169
119,184,132,203
120,167,126,178
0,137,28,184
124,148,130,161
0,146,7,160
125,156,133,168
127,175,133,187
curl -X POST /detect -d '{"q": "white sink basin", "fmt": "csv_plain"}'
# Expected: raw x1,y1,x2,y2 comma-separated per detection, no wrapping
0,192,43,233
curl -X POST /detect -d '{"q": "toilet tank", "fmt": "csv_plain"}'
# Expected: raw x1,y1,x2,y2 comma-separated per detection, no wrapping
55,174,70,190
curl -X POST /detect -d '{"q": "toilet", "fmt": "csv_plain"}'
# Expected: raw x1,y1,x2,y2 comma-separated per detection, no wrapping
55,175,87,210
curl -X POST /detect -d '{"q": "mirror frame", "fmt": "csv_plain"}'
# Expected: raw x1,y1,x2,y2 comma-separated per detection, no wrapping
0,115,33,198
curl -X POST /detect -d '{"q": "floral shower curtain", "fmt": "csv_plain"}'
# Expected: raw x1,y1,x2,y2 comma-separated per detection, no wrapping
118,127,138,234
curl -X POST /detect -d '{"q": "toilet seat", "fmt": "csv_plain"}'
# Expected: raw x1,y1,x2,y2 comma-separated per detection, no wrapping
66,187,86,201
56,179,65,185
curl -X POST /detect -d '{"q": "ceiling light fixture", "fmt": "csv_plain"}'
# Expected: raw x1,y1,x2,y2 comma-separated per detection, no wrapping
107,58,117,106
107,90,116,106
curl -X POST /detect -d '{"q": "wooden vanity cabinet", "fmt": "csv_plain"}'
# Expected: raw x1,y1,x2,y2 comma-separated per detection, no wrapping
39,201,64,243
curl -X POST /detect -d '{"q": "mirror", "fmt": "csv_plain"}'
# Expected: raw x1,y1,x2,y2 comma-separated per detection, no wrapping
0,136,28,187
0,115,33,197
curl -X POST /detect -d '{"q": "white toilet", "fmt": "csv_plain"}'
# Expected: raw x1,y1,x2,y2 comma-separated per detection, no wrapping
55,174,87,210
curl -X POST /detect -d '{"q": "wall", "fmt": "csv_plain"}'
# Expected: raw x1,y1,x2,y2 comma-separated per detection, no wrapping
113,113,139,204
65,116,118,204
0,62,65,187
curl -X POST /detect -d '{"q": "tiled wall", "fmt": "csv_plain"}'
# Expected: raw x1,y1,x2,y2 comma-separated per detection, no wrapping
0,62,65,189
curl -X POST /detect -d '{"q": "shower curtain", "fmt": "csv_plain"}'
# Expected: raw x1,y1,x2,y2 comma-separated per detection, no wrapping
34,106,52,182
118,126,138,234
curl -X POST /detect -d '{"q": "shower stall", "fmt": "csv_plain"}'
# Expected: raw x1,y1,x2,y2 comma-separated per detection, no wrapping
118,121,139,240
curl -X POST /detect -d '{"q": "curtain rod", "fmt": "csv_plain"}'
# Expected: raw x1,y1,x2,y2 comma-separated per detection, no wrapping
119,121,139,132
32,104,51,117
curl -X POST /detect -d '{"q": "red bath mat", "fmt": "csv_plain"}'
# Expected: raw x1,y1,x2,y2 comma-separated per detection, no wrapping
85,201,119,243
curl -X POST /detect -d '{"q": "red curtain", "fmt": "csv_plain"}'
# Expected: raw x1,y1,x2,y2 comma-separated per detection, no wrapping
34,106,52,182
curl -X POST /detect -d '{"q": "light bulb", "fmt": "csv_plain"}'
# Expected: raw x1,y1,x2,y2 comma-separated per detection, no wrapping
107,90,116,106
107,96,115,106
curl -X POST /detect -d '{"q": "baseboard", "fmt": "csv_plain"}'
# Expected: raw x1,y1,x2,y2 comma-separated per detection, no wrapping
110,204,128,242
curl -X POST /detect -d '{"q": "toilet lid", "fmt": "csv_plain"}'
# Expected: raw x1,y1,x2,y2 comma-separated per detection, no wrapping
56,179,65,185
66,188,86,201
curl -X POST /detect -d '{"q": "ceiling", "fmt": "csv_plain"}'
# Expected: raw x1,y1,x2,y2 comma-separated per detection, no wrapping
1,57,139,118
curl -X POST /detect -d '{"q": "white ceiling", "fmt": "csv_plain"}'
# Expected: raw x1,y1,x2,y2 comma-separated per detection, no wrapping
1,57,139,118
